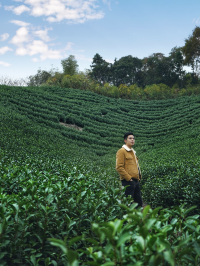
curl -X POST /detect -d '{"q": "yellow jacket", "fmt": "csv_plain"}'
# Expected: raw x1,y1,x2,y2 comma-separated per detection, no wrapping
116,145,142,181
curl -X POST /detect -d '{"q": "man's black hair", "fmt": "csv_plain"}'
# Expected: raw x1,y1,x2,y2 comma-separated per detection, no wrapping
124,132,134,140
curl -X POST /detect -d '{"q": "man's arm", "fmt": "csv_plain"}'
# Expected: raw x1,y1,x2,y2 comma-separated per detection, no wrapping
116,149,132,181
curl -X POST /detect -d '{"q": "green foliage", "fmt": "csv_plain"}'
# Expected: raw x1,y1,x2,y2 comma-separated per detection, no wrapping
182,26,200,71
24,26,200,100
61,73,96,91
28,69,52,86
144,83,173,100
0,84,200,265
61,55,79,76
112,55,143,87
45,72,64,86
50,205,200,266
142,161,200,209
0,152,125,265
1,84,200,161
25,55,200,100
43,73,200,101
90,53,110,84
89,51,199,90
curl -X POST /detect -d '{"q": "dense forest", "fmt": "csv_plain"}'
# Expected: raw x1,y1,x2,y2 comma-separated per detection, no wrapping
89,26,200,88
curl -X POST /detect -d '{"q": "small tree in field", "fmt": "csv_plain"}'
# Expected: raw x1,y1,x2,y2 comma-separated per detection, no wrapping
61,55,79,75
27,69,51,86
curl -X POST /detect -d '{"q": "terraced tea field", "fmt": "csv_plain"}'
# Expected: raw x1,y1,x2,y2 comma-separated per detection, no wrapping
0,85,200,160
0,85,200,265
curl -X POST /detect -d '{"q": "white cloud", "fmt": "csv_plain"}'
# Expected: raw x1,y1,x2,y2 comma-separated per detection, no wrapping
10,20,30,26
105,58,114,63
193,17,200,24
0,61,11,67
10,26,62,61
102,0,112,10
10,27,31,45
65,42,74,50
0,46,13,54
17,39,63,60
8,20,85,62
5,0,104,23
49,42,61,46
33,28,52,42
74,54,92,62
27,40,49,55
4,5,15,11
40,49,62,60
10,22,52,42
0,33,9,41
8,4,30,15
15,40,62,60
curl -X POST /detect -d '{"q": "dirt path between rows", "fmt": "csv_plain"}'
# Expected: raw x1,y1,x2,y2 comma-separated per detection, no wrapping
59,122,83,131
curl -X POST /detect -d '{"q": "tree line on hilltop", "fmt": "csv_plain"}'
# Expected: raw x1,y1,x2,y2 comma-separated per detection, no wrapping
17,26,200,100
90,26,200,88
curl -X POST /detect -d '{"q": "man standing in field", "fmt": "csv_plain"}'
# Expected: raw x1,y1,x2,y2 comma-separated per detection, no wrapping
116,132,142,207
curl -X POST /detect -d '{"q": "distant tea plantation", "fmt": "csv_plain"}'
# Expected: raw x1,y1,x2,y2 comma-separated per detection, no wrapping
0,85,200,265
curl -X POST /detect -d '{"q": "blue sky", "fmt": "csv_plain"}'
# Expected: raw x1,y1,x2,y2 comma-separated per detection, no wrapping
0,0,199,79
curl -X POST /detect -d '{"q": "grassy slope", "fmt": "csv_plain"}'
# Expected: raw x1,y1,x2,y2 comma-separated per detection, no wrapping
0,84,200,173
1,85,200,265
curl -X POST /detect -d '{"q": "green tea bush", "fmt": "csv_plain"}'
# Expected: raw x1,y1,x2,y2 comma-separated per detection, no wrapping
142,161,200,209
1,150,200,265
1,84,200,265
0,154,125,265
50,204,200,266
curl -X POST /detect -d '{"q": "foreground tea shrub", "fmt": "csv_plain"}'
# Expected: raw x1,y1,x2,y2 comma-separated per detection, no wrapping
50,204,200,266
0,156,125,265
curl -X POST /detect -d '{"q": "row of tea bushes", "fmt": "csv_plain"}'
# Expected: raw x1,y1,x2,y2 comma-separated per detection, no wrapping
50,204,200,266
0,152,125,265
1,85,200,154
141,160,200,209
1,149,200,265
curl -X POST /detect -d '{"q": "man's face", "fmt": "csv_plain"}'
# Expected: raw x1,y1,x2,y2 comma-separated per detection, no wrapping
124,135,135,147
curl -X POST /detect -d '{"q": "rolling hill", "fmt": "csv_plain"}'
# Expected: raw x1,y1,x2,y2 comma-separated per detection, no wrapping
0,84,200,163
0,84,200,265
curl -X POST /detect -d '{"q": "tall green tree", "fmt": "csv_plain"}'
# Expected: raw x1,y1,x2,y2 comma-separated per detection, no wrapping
142,51,185,87
61,55,79,75
168,47,185,87
27,69,51,86
142,53,166,85
182,26,200,72
90,48,187,88
90,53,110,84
112,56,143,87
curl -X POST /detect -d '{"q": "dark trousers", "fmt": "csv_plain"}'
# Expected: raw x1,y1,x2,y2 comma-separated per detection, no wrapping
121,179,142,207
